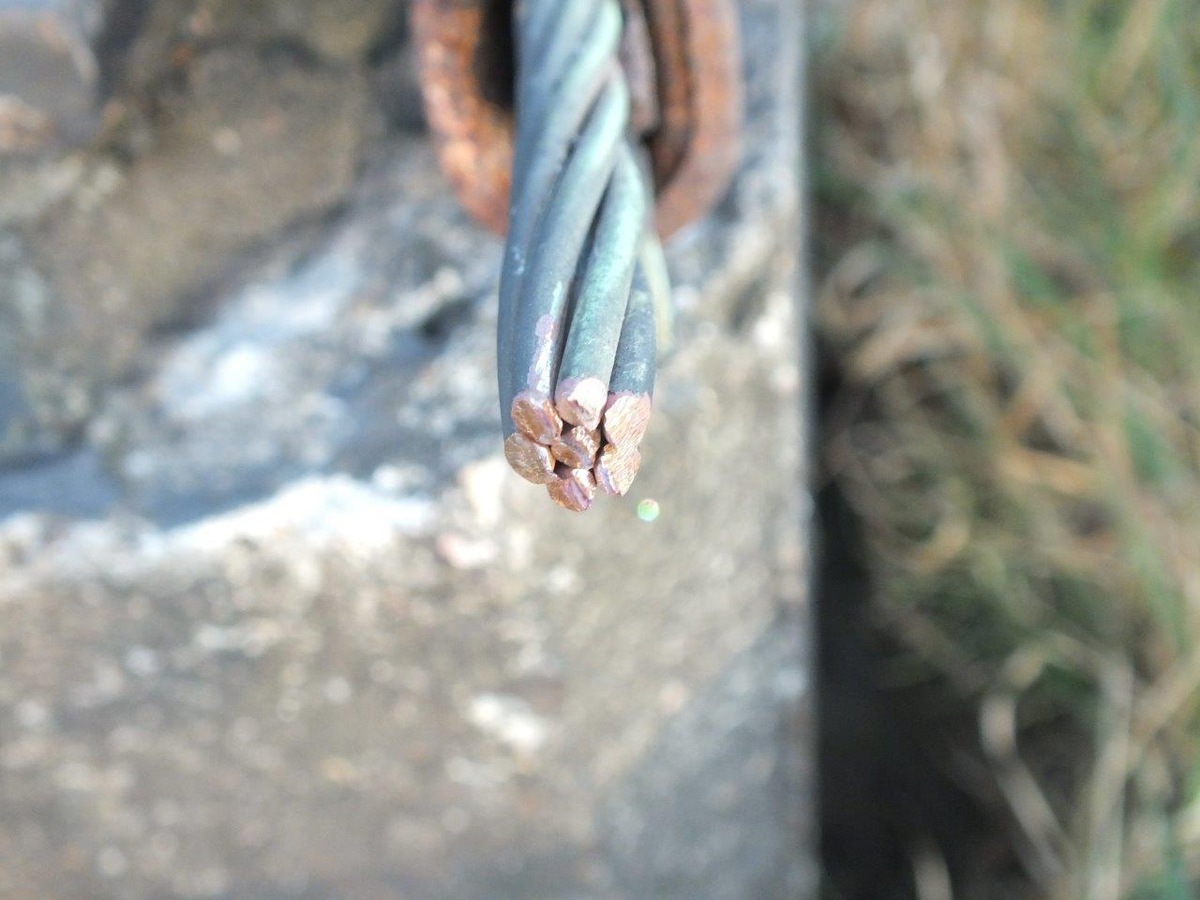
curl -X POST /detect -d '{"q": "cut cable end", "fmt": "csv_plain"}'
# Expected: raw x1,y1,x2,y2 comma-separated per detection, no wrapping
504,432,558,485
511,390,563,444
601,391,652,449
547,464,597,512
554,376,609,431
551,424,602,469
594,443,642,496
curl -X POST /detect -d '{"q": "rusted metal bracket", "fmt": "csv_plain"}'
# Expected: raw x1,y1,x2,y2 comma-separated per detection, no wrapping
411,0,742,239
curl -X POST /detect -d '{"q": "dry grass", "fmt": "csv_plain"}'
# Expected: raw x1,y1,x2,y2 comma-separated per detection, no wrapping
811,0,1200,896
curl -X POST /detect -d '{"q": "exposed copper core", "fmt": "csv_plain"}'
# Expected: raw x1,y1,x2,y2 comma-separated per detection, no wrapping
554,376,609,431
547,464,598,512
504,432,557,484
601,391,653,448
551,425,602,469
594,443,642,496
411,0,742,239
511,390,563,444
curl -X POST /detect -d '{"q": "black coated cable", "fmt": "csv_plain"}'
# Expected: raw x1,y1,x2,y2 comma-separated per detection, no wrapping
500,0,668,509
497,0,620,433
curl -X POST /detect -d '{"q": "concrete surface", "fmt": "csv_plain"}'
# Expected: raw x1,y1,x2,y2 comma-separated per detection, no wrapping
0,1,813,897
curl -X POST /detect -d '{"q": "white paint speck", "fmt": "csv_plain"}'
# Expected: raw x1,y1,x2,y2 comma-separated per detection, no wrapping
14,699,48,730
458,457,507,527
467,693,549,754
97,846,128,878
323,677,352,705
124,646,161,677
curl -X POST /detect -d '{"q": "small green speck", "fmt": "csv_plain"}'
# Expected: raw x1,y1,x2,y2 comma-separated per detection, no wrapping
637,499,660,522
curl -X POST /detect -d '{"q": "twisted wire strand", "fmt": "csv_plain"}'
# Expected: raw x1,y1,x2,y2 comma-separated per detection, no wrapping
508,76,629,441
501,0,669,510
497,0,620,427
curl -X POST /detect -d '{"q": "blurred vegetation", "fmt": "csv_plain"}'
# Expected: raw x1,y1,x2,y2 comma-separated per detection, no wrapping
811,0,1200,896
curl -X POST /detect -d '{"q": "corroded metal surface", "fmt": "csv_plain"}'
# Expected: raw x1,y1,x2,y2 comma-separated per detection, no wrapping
410,0,514,234
645,0,743,237
411,0,742,238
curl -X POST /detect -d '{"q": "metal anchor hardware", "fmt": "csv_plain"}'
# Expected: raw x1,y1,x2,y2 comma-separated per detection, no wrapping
412,0,742,238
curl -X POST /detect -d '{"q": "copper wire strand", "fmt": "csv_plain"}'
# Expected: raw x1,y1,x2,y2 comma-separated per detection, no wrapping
498,0,622,434
500,1,668,508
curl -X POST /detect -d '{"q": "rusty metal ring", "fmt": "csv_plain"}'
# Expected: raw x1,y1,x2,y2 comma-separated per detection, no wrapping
411,0,742,239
